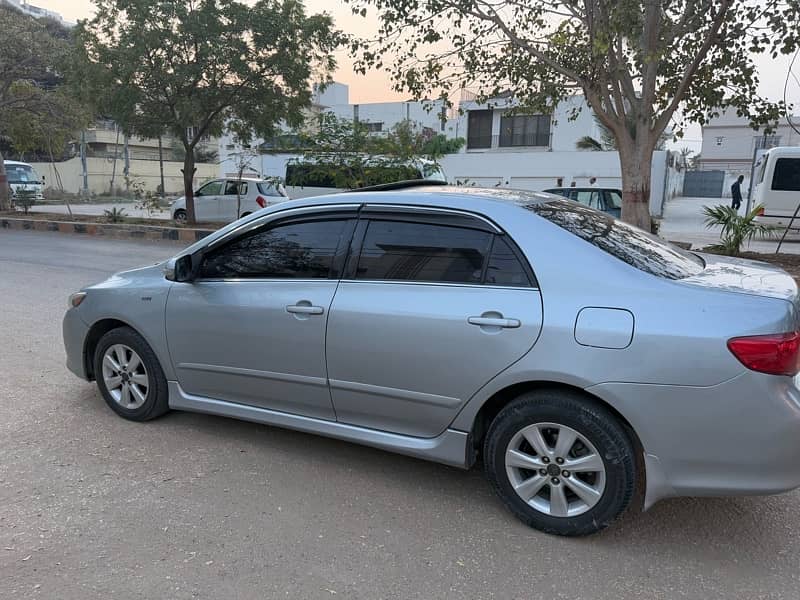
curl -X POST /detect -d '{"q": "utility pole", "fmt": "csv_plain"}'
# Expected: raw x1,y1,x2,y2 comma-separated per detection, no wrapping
123,134,130,193
158,136,165,199
79,130,89,198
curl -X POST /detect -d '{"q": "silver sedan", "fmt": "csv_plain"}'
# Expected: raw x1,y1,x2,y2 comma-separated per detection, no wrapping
63,185,800,536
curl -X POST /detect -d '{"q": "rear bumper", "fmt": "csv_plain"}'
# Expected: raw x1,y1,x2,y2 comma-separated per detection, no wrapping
63,309,90,380
589,372,800,508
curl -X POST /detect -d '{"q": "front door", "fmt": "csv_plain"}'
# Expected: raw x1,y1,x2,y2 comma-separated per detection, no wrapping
165,211,357,420
326,213,544,438
193,179,223,221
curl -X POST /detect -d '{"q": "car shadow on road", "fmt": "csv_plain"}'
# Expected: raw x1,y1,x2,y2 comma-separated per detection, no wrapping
75,384,800,563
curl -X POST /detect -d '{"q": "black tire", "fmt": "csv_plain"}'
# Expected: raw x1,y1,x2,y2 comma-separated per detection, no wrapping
93,327,170,422
173,209,187,224
484,389,636,536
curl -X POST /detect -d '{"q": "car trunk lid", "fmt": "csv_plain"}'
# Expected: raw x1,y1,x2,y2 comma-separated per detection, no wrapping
681,253,798,303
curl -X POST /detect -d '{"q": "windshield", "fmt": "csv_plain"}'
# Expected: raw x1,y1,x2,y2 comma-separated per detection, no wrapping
527,200,704,280
6,164,40,184
257,181,287,197
421,162,446,181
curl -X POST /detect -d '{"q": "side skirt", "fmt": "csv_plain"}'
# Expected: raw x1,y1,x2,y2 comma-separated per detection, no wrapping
168,382,471,469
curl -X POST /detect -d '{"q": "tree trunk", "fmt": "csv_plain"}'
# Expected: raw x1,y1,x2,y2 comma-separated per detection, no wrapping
618,145,654,230
0,148,10,211
181,147,197,225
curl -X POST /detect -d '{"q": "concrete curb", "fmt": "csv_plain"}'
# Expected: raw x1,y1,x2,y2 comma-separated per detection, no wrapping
1,216,214,243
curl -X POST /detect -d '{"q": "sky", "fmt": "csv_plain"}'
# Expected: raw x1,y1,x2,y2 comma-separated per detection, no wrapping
35,0,800,151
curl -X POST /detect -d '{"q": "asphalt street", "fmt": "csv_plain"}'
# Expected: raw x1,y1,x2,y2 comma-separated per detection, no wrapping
2,229,800,599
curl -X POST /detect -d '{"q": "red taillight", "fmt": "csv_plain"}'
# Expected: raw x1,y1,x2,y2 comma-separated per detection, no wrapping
256,196,267,208
727,332,800,376
756,206,765,216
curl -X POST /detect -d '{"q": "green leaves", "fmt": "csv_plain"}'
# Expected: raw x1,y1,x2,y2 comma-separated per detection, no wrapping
703,203,774,256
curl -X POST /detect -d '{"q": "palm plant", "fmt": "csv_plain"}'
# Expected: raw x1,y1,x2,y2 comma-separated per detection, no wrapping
103,207,127,223
702,203,773,256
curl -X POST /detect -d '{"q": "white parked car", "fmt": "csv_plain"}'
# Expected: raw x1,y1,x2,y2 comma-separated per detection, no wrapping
171,177,287,223
5,160,45,202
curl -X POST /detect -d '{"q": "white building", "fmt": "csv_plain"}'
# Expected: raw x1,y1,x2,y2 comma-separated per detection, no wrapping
219,88,682,217
1,0,73,26
316,82,448,136
693,108,800,197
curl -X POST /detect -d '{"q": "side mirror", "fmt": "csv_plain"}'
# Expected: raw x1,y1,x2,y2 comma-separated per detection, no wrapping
163,255,196,282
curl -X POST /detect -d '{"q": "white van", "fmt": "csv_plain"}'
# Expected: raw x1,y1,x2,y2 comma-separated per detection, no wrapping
752,147,800,227
5,160,45,201
283,158,447,199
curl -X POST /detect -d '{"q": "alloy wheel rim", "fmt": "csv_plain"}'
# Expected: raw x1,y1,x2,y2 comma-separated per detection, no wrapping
101,344,149,410
505,422,606,518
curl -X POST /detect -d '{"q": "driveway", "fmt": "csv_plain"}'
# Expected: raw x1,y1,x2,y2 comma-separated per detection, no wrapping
2,229,800,598
660,195,800,253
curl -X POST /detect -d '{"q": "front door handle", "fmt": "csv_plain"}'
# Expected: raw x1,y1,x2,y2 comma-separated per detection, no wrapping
468,316,521,328
286,304,324,315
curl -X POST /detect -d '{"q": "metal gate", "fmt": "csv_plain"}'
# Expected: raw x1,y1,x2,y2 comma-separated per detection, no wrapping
683,170,725,198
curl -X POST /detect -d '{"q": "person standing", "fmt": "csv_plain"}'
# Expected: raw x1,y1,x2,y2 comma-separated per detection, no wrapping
731,175,744,210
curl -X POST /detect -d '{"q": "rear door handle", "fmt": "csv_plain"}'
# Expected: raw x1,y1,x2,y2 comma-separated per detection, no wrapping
286,304,324,315
468,316,521,328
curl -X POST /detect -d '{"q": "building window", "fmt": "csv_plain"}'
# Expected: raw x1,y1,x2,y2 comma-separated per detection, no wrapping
364,122,383,133
467,110,493,149
499,114,550,147
755,135,782,150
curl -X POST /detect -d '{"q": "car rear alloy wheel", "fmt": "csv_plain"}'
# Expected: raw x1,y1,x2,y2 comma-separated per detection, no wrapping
484,390,636,536
174,209,187,224
102,344,149,410
505,423,606,518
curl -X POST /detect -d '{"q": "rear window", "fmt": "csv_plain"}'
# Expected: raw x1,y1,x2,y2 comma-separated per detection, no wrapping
526,200,704,280
771,158,800,191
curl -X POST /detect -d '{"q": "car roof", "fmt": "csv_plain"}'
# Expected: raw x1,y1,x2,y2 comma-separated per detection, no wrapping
4,160,32,166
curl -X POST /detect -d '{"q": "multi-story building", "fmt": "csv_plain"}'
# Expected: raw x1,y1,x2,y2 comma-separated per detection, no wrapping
316,82,448,136
1,0,73,26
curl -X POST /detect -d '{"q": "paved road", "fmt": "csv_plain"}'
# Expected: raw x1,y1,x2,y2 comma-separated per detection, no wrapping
2,229,800,599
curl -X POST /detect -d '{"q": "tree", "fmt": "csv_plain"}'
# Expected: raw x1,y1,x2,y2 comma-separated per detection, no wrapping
75,0,338,224
0,5,84,210
347,0,796,229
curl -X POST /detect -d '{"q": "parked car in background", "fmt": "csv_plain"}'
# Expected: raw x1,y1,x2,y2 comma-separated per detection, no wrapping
543,187,622,218
172,177,287,223
5,160,45,202
284,157,447,199
65,184,800,536
752,146,800,228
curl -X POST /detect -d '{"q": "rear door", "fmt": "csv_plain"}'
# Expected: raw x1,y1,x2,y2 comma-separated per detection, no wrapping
325,207,543,437
219,180,247,221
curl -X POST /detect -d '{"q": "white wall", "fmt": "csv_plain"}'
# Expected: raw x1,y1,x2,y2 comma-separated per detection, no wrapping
440,150,674,217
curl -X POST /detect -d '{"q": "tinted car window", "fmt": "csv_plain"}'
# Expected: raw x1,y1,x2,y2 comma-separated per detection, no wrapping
257,182,283,196
356,220,492,284
200,219,347,279
527,200,704,280
197,180,222,196
606,190,622,209
771,158,800,191
485,237,533,287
